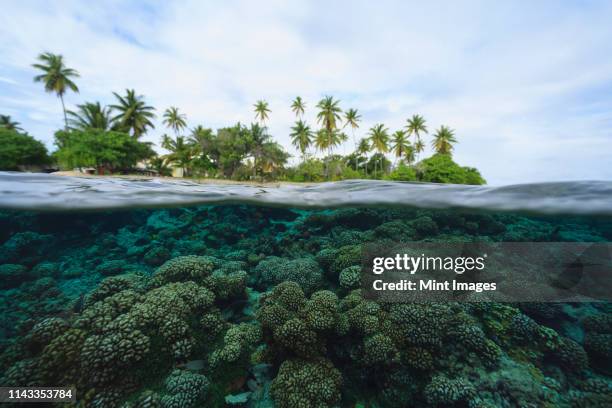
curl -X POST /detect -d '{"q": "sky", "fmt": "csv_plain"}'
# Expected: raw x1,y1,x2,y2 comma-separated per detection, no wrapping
1,0,611,185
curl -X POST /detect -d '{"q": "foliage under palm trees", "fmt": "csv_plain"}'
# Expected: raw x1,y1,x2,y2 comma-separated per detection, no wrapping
32,52,80,130
163,107,187,136
291,97,305,118
161,134,193,176
254,100,271,125
0,115,23,132
0,128,49,170
248,123,273,179
110,89,156,138
290,120,313,163
432,125,457,155
67,102,112,131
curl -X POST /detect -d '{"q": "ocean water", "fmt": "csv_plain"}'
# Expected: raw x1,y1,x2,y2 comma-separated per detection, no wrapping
0,172,611,407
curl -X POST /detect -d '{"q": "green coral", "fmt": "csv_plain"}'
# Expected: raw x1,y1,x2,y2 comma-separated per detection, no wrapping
209,323,261,367
150,255,216,286
328,244,362,279
160,369,209,408
339,265,361,289
203,269,247,301
253,256,323,294
27,317,68,347
270,358,342,408
424,374,475,406
273,317,321,358
362,333,399,365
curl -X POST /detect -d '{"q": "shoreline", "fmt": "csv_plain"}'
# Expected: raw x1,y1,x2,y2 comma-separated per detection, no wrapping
50,170,318,187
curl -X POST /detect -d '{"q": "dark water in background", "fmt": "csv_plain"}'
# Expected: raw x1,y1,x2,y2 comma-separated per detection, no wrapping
0,173,611,407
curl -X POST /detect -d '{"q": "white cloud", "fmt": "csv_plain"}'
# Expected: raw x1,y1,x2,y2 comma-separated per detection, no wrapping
0,0,611,184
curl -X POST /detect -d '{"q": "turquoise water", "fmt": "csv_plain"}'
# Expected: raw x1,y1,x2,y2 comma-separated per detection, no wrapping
0,173,611,407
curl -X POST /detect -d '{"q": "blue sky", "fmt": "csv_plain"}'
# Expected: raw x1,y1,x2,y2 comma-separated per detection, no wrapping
1,0,611,184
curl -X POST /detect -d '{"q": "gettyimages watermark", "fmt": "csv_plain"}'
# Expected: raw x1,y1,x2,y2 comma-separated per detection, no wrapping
361,242,612,302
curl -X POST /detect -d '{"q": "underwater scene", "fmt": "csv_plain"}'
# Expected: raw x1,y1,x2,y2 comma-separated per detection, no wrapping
1,174,611,407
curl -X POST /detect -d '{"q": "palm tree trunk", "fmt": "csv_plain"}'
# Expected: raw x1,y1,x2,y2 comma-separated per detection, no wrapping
352,129,358,171
60,93,68,130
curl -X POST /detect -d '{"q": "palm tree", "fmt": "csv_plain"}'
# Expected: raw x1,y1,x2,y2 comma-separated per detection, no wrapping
163,107,187,136
67,102,112,131
0,115,23,132
406,114,428,161
316,96,343,177
343,108,361,169
32,52,80,130
290,120,313,163
391,130,411,165
110,89,156,138
314,129,328,155
357,137,370,176
368,123,390,177
314,129,344,157
188,125,214,153
414,139,425,162
254,100,271,125
432,125,458,155
291,96,305,118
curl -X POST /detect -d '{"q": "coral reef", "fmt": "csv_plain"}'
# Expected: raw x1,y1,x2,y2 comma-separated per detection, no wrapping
0,205,610,407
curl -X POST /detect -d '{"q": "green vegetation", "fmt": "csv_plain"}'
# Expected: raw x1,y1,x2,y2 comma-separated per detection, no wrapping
53,129,154,173
2,51,485,184
0,129,50,170
417,154,485,185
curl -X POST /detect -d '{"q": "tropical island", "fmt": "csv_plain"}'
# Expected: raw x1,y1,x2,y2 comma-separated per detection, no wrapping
0,52,485,185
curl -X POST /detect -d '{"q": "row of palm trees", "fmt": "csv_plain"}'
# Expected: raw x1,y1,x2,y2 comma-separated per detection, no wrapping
22,51,459,179
259,95,457,177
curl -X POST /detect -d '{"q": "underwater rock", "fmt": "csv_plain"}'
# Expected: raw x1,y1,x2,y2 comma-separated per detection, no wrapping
0,231,51,264
224,391,251,406
143,246,171,266
95,259,131,276
0,263,30,288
